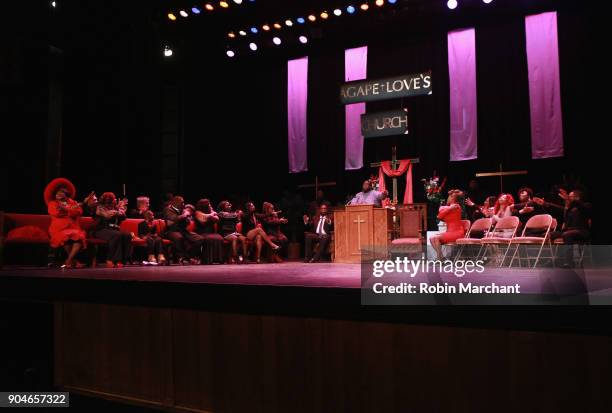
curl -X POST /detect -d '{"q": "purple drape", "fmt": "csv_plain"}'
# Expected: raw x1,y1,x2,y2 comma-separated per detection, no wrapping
525,12,564,159
287,57,309,173
345,46,368,170
448,28,478,161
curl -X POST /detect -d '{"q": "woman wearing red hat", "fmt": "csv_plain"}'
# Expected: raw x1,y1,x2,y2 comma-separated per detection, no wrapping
44,178,86,268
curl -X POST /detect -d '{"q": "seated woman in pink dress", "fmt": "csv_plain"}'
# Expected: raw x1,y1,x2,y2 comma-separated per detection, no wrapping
45,178,87,268
430,190,465,259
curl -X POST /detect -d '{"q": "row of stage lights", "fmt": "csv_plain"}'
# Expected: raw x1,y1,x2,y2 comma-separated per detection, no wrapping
167,0,255,21
447,0,494,9
225,34,310,58
226,0,398,40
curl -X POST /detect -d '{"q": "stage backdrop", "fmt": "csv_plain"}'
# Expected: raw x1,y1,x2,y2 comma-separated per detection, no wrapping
344,46,368,170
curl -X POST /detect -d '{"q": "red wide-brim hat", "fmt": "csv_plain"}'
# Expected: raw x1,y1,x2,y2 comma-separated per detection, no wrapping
44,178,76,205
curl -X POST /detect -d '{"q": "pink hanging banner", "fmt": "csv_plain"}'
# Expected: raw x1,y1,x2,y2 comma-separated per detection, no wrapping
345,46,368,170
525,11,564,159
448,28,478,161
287,57,309,173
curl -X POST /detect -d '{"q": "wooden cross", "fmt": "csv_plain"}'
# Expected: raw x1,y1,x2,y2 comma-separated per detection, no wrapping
297,176,337,198
353,214,366,250
475,163,528,194
370,146,420,204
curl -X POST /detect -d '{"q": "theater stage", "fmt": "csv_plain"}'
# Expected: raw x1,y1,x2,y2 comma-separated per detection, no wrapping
2,262,612,412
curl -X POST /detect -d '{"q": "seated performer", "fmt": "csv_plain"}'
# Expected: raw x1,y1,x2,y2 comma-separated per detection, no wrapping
137,210,166,265
262,202,288,263
303,203,333,263
45,178,87,268
550,189,592,266
242,202,280,264
80,191,98,217
511,187,544,228
492,193,514,227
129,196,151,218
348,180,387,207
94,192,132,268
163,196,205,265
217,200,246,264
193,199,224,264
429,190,465,259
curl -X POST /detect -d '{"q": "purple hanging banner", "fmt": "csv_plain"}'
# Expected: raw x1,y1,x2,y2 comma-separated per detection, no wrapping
345,46,368,170
287,57,309,173
448,28,478,161
526,11,564,159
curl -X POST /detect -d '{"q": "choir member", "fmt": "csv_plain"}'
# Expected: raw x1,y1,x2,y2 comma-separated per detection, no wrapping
550,189,592,266
492,194,514,226
262,202,288,263
429,190,465,259
94,192,132,268
80,191,98,217
137,210,166,265
511,187,544,227
303,203,333,263
217,200,246,264
242,202,280,264
44,178,86,268
163,196,205,264
194,199,224,264
348,180,387,207
129,196,151,218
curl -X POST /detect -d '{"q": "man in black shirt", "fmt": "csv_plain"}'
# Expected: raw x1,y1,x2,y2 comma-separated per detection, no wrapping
550,189,592,266
163,196,204,264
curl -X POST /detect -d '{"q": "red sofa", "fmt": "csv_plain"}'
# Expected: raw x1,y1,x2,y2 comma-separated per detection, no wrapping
0,211,169,267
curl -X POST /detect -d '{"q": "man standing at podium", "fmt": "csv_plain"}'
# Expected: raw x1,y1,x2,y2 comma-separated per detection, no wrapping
348,180,387,207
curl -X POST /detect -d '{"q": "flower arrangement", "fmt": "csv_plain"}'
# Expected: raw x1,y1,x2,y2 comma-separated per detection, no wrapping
421,173,447,204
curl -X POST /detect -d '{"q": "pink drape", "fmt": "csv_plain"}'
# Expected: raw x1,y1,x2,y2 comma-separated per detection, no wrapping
378,160,413,205
344,46,368,170
287,57,309,173
448,28,478,161
525,12,564,159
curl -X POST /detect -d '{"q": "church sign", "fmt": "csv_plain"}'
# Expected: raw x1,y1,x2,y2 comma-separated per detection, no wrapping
340,71,432,104
361,109,409,138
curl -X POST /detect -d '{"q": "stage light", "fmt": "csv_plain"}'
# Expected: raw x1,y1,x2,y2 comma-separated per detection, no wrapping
273,37,282,45
51,1,56,7
321,11,329,19
308,14,316,22
388,0,397,3
299,35,308,44
333,9,342,16
163,46,173,57
249,42,258,51
273,23,282,29
297,17,305,24
192,7,201,14
233,0,243,3
220,1,229,8
168,13,177,21
482,0,493,3
360,3,369,11
250,27,258,33
239,30,247,36
262,24,270,31
347,5,356,14
447,0,458,9
285,19,293,27
228,32,236,38
179,10,188,17
227,50,235,57
376,0,384,6
205,4,214,11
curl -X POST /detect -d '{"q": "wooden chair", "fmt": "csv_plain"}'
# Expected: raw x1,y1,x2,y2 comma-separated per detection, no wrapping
391,204,427,258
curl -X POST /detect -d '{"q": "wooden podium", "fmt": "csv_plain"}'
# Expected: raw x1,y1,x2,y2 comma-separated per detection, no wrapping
333,205,393,263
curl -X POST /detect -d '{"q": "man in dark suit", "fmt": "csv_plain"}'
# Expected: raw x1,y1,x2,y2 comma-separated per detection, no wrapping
303,203,333,263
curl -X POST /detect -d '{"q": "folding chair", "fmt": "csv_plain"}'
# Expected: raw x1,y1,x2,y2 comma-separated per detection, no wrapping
454,218,493,261
480,216,520,267
508,215,554,268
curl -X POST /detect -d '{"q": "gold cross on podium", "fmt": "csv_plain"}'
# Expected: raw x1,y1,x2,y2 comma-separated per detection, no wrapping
475,163,528,194
297,176,337,198
370,146,419,204
353,214,366,250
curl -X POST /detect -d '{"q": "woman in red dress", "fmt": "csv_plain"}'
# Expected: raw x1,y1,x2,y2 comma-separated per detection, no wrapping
44,178,87,268
430,189,465,259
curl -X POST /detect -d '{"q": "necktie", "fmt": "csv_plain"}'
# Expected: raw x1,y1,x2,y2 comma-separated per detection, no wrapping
317,216,324,235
